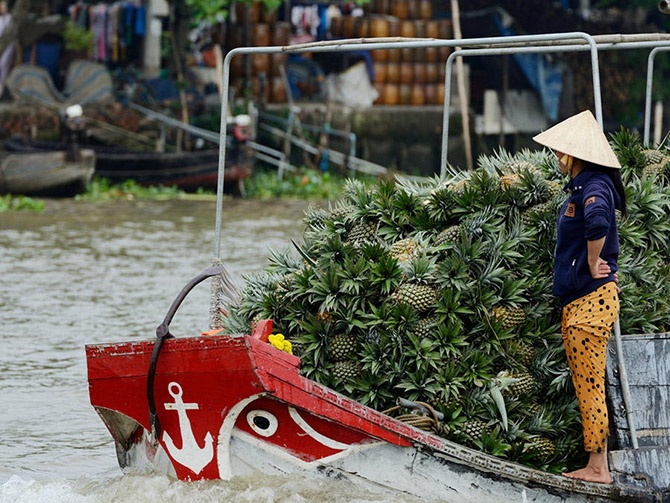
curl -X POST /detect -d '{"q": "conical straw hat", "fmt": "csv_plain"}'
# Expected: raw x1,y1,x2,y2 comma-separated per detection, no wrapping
532,110,621,169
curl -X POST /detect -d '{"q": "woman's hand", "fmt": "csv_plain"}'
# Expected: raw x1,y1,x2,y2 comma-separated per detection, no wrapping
590,256,611,279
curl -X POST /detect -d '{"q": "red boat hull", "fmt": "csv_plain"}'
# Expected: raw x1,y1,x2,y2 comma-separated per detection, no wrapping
85,325,652,501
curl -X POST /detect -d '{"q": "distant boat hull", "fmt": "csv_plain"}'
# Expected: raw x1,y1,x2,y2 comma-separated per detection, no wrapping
91,147,253,192
0,149,95,196
4,137,254,193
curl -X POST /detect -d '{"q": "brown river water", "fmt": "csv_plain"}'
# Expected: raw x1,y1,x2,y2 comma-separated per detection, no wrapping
0,198,430,503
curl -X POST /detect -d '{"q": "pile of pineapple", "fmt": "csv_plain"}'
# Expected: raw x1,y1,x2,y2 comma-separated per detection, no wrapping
224,129,670,473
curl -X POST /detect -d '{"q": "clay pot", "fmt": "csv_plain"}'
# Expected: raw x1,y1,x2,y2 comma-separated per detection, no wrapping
410,83,425,105
371,49,389,62
382,83,400,104
270,53,287,77
426,20,440,39
370,16,390,38
399,83,412,105
252,24,271,47
424,83,437,104
373,62,388,83
272,22,291,46
330,16,343,37
399,20,415,38
413,62,426,84
399,62,413,84
251,53,270,75
418,0,432,20
425,46,439,63
425,62,439,83
269,77,286,103
386,62,400,83
391,0,409,20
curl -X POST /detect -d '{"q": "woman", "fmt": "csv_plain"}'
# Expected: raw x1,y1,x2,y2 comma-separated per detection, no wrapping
533,110,626,484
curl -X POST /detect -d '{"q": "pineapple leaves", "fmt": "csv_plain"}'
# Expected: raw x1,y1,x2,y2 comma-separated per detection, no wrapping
226,130,670,474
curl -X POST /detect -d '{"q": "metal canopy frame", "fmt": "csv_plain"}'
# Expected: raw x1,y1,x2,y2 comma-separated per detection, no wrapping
213,33,670,450
443,37,670,177
215,32,670,256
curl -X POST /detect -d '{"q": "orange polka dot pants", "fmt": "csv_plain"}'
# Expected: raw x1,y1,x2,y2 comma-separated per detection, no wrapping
561,282,619,453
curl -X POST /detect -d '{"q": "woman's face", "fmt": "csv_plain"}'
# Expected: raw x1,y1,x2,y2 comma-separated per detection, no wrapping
556,151,571,175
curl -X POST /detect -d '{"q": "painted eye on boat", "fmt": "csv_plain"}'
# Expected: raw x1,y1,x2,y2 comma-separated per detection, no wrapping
246,410,278,437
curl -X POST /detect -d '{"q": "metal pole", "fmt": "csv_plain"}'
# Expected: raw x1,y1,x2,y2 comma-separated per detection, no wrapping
613,320,639,448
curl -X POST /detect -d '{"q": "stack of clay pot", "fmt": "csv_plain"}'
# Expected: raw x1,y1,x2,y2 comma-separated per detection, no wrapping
228,2,291,104
330,0,453,105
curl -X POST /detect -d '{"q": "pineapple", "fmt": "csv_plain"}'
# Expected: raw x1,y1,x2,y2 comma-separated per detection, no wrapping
515,341,536,367
545,180,564,200
642,148,665,166
433,225,462,247
491,305,526,329
332,360,360,381
328,203,354,222
392,283,437,312
521,201,553,227
303,206,328,229
413,315,439,339
329,333,359,361
448,178,469,194
502,371,538,399
346,220,379,246
459,418,489,446
390,238,419,262
225,131,670,476
528,436,556,460
500,172,522,190
504,340,536,366
275,273,294,295
501,160,541,175
642,162,665,179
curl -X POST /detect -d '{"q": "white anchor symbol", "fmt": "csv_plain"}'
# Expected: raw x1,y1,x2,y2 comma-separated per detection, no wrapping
162,382,214,474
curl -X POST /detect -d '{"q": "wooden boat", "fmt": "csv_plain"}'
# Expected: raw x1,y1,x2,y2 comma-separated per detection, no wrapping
4,134,254,194
85,35,670,501
0,148,95,197
84,267,665,502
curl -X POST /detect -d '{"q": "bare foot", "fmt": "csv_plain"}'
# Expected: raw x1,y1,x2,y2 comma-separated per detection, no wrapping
563,466,612,484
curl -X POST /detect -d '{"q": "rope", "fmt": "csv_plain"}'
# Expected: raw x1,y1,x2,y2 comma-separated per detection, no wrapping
383,401,450,436
209,257,240,330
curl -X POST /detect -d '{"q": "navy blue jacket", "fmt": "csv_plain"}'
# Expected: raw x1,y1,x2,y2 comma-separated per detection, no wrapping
553,168,622,306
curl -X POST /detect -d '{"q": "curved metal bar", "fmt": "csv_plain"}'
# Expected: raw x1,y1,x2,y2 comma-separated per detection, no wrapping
644,46,670,146
148,265,225,442
441,32,599,178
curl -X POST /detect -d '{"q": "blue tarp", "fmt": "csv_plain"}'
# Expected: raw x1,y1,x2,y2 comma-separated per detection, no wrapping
494,16,563,122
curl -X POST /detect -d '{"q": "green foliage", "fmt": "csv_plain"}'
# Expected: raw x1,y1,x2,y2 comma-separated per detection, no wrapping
75,177,186,202
64,21,93,52
243,167,376,200
226,130,670,475
0,194,45,212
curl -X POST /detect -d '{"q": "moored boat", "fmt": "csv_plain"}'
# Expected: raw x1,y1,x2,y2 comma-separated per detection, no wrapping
0,105,95,197
0,148,95,196
3,116,254,193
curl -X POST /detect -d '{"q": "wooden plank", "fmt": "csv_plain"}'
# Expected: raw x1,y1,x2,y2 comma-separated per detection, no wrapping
607,333,670,448
610,446,670,491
